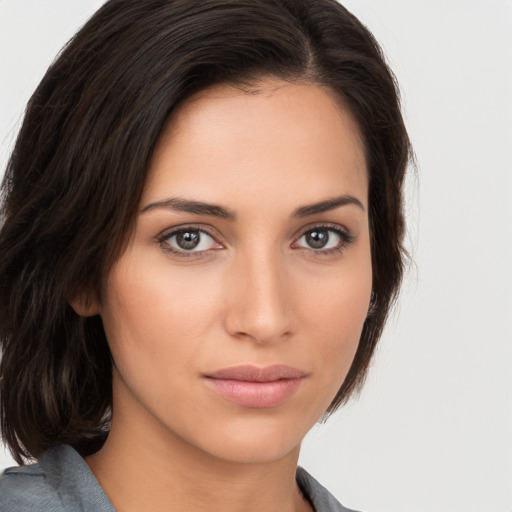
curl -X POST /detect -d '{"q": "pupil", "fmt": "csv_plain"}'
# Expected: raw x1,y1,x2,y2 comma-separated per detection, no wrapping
176,230,200,250
306,229,328,249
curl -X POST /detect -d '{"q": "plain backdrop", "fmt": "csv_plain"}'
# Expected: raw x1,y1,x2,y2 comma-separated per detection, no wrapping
1,1,511,511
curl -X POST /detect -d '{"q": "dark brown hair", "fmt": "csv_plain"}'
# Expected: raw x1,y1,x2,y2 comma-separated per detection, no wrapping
0,0,411,464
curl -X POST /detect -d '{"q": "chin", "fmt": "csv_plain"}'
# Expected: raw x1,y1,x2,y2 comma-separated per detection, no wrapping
205,434,301,465
183,412,311,465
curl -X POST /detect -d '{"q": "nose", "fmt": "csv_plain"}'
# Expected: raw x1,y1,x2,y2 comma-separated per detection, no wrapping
223,248,293,344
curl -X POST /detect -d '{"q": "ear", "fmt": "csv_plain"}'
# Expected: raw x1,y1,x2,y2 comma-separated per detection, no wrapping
69,291,101,317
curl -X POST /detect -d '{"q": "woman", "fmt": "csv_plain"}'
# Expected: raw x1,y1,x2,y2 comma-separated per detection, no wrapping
0,0,411,511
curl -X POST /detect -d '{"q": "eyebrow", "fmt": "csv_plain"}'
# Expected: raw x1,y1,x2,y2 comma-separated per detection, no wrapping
141,198,236,219
141,194,364,219
292,195,365,217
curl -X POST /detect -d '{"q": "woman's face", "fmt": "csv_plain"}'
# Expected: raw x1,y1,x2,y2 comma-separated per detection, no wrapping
95,80,372,463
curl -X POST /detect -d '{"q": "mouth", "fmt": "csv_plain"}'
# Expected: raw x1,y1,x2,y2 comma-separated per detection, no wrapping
203,365,307,408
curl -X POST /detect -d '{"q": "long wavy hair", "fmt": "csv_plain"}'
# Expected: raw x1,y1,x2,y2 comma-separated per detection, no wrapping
0,0,412,464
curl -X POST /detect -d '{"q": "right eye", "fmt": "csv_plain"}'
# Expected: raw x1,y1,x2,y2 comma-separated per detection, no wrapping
158,227,222,256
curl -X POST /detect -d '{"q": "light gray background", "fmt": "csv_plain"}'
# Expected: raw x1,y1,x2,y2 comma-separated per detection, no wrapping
1,1,511,511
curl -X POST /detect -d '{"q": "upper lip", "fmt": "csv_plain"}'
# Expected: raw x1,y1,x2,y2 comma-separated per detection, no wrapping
204,365,306,382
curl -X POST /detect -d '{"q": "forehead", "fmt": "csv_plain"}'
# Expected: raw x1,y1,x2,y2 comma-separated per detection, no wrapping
144,79,368,210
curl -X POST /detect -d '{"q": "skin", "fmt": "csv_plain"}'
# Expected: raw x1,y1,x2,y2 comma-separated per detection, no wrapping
74,79,372,512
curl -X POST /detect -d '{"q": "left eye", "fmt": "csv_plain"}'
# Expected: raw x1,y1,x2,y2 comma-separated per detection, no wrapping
294,227,347,251
161,228,219,253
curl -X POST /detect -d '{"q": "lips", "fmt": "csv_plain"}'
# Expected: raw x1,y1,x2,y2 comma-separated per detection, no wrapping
203,365,306,408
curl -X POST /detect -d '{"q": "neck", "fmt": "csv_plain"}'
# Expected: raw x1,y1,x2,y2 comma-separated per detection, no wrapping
85,391,313,512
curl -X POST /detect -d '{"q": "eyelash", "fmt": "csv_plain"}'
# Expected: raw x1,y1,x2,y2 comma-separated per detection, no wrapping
292,224,354,256
156,223,354,259
156,226,221,259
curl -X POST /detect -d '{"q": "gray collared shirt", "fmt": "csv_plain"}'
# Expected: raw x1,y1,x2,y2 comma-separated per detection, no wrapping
1,445,361,512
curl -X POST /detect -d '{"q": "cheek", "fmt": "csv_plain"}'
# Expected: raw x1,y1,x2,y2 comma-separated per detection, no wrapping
99,258,225,378
302,253,371,333
314,287,370,374
297,250,372,387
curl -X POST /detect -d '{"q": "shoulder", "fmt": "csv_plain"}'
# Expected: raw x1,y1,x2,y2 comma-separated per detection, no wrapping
0,445,114,512
0,458,63,511
296,467,363,512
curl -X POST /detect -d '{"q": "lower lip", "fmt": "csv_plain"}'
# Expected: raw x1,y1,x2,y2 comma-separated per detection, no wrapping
204,377,303,408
